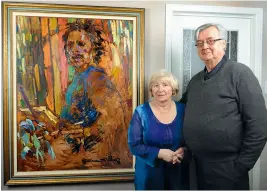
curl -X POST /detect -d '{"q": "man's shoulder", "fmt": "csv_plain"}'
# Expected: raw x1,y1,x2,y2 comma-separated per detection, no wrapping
188,70,203,84
226,59,251,73
223,60,257,83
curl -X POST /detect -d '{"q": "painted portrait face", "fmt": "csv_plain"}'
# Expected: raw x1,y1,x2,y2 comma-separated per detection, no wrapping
65,29,93,70
196,26,226,63
151,79,173,102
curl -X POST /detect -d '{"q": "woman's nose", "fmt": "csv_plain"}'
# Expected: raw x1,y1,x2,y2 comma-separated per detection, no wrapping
158,85,163,91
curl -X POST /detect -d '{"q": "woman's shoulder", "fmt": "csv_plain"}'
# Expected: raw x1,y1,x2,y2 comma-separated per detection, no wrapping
134,102,150,113
132,103,150,120
174,101,185,115
174,101,185,108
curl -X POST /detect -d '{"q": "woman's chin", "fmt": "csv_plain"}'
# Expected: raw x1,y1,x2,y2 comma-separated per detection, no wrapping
155,97,171,102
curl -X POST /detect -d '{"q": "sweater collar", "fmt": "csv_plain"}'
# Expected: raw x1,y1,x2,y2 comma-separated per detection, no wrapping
204,55,227,80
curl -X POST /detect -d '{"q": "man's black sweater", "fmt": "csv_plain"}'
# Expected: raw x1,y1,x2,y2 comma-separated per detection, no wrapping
183,58,267,172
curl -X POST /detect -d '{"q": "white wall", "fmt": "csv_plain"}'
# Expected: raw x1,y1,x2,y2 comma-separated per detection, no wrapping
2,1,267,190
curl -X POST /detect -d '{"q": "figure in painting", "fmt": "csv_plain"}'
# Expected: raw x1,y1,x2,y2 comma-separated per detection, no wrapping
54,19,131,168
59,19,124,150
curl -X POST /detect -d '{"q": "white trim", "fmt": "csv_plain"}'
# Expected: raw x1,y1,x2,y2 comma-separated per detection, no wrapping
165,4,173,72
165,4,263,190
251,9,263,87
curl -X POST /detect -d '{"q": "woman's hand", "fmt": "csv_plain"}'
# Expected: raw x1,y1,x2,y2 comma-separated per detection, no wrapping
158,149,175,163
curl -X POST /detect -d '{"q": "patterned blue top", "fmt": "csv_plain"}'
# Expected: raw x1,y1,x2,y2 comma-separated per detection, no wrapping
128,101,185,190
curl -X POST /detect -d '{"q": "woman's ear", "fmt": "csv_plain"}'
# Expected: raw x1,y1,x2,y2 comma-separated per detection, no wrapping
150,90,154,97
172,89,178,96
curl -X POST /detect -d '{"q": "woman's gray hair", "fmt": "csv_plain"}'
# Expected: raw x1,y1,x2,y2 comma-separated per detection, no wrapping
194,23,228,42
149,69,179,96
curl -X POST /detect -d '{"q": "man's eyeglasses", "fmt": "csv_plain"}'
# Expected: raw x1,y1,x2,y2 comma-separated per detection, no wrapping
195,39,223,48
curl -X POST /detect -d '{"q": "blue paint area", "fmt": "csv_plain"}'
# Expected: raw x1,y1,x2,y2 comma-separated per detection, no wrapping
19,120,35,131
18,119,55,161
60,66,113,128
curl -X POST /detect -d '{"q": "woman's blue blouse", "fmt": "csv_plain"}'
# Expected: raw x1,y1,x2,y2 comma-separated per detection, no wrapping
128,101,185,189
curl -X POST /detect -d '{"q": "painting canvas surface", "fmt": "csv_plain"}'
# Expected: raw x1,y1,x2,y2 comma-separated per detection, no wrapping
15,15,134,172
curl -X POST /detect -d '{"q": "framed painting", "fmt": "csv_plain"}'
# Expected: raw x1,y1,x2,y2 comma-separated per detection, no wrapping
2,2,144,185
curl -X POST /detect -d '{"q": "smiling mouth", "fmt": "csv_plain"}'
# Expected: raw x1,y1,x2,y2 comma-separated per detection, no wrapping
202,51,211,54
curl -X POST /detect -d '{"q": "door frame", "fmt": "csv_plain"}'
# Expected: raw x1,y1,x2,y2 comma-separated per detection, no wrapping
165,4,263,190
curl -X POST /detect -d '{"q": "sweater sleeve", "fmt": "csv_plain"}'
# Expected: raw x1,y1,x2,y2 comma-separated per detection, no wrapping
177,102,193,162
236,64,267,172
128,109,160,167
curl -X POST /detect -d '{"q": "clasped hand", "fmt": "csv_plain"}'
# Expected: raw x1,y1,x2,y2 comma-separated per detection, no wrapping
158,147,184,164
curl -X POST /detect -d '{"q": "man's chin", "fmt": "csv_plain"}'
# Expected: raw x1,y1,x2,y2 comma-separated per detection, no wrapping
201,56,213,62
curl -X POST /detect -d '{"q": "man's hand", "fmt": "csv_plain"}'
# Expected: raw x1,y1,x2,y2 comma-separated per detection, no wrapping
172,147,185,164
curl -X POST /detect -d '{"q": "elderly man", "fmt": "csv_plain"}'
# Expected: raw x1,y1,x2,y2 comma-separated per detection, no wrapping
181,23,267,190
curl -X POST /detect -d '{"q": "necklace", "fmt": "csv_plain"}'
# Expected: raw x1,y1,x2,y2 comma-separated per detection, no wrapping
153,101,172,115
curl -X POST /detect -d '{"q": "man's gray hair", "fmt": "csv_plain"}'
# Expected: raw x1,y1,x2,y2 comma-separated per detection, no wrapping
194,23,228,42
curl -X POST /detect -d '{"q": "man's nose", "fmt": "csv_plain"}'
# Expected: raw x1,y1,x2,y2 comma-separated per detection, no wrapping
202,41,209,49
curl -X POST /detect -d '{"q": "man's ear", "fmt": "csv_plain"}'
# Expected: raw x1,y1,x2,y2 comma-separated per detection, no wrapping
221,40,227,51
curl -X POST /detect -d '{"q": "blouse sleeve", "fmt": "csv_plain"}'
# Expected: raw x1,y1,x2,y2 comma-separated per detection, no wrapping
128,109,160,167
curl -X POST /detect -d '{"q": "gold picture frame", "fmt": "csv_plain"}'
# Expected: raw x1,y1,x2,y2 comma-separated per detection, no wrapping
2,2,144,185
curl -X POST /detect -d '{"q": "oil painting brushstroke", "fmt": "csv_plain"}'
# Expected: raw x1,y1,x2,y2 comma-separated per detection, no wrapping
16,16,133,171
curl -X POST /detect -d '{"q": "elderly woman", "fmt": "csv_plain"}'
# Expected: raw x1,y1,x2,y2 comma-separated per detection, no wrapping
128,70,189,190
